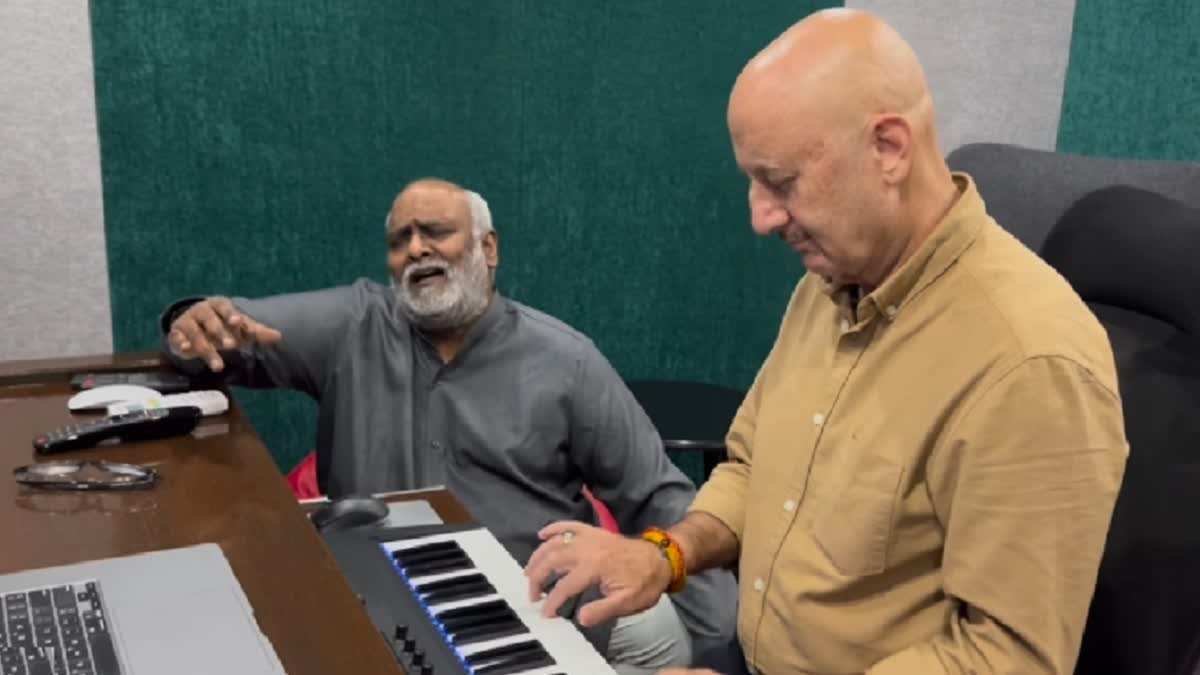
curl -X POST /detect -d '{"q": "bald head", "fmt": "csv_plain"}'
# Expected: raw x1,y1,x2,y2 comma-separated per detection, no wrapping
731,9,935,153
729,9,959,291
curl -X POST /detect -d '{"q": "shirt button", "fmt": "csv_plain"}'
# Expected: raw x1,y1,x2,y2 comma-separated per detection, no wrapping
783,499,796,513
430,441,442,451
812,412,825,426
885,305,898,318
753,578,765,592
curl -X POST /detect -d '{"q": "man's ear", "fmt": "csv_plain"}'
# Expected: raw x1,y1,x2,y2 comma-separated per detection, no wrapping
483,230,499,269
872,113,913,185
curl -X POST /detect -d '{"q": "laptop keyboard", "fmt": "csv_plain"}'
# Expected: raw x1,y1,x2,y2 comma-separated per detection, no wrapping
0,580,120,675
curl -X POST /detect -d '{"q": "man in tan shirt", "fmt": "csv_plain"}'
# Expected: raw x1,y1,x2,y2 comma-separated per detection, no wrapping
524,9,1129,675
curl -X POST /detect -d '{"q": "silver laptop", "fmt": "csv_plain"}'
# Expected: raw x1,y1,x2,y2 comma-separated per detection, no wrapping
0,543,286,675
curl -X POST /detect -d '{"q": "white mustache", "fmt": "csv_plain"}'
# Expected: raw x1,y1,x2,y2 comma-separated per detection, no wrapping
403,259,450,283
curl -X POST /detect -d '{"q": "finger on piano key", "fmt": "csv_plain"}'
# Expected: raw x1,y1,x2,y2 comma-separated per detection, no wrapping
378,529,619,674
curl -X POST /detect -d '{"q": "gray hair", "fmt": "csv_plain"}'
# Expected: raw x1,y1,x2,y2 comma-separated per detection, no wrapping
464,190,493,237
384,187,494,238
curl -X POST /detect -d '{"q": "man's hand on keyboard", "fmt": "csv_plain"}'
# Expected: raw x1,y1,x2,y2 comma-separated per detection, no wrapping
524,521,673,627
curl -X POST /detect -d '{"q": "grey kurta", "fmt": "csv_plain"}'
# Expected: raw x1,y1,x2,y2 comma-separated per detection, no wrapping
160,278,736,649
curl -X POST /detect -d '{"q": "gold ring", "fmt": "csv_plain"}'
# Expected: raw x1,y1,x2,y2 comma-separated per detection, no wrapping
561,531,575,544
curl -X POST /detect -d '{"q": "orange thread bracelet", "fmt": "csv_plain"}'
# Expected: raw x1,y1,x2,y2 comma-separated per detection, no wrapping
642,527,687,593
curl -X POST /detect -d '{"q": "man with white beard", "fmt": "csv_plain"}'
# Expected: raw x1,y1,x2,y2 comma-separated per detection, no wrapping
159,178,737,674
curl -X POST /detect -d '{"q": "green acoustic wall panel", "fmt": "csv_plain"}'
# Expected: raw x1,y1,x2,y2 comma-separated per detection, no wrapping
92,1,833,478
1057,0,1200,161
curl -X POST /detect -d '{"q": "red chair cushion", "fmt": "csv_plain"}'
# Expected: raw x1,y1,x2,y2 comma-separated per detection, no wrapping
583,486,619,533
286,451,321,500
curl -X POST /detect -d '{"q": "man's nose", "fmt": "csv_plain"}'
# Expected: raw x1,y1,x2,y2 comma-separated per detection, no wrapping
748,183,789,236
406,231,431,260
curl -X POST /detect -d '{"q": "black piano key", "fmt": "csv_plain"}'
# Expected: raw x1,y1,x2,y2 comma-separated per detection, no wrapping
402,555,473,578
463,639,542,666
440,606,514,634
434,598,508,622
393,545,472,567
391,541,461,563
474,650,555,675
422,581,495,605
449,618,528,647
415,573,487,594
87,630,120,675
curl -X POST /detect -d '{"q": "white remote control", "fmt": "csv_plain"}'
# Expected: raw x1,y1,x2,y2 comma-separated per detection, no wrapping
106,390,230,417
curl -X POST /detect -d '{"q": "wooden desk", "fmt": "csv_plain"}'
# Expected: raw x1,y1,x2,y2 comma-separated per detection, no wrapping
0,352,471,675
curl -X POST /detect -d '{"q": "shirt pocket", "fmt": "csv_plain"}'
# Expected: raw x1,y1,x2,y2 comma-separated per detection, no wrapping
811,456,904,577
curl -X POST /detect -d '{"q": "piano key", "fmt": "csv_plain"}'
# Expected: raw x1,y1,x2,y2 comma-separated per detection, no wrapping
449,619,527,647
391,541,461,564
402,555,474,578
394,545,470,567
439,605,514,632
382,529,617,674
433,598,508,622
416,572,488,594
464,639,543,666
475,649,556,675
422,580,495,605
398,542,468,564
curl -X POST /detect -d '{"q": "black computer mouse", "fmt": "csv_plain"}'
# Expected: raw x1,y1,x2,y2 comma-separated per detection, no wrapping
309,496,389,533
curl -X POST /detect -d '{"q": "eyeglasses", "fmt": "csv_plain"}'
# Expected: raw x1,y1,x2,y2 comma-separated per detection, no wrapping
13,461,159,491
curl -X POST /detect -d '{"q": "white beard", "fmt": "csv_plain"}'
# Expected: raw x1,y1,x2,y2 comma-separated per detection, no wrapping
393,237,492,333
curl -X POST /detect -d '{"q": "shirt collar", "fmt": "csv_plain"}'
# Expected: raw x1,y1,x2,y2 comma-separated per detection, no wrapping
824,172,985,324
410,290,511,359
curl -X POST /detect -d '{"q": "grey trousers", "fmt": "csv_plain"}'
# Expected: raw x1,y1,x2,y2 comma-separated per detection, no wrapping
606,595,693,675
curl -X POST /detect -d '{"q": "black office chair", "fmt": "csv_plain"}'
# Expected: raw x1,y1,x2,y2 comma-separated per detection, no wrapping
1038,185,1200,675
626,380,745,485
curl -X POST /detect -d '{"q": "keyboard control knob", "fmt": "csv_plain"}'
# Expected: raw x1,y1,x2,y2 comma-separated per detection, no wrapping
420,665,433,675
402,637,416,652
393,624,408,641
411,650,424,666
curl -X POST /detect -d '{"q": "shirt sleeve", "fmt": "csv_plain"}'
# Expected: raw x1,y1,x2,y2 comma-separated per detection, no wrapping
566,340,738,642
866,355,1129,675
688,277,808,543
159,282,373,397
685,365,761,544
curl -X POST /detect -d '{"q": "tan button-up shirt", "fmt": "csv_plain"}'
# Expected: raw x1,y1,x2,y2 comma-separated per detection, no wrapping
690,174,1129,675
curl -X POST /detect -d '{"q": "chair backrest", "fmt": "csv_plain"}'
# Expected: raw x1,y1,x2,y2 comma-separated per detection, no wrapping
626,380,745,484
1040,185,1200,675
946,142,1200,254
957,144,1200,675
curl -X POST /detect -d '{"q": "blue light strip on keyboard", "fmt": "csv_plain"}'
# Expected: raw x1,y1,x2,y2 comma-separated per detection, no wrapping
380,542,477,673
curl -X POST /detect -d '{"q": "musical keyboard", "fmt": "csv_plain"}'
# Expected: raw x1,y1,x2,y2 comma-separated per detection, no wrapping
323,523,617,675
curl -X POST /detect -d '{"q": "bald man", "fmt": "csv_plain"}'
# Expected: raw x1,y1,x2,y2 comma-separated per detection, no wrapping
524,10,1128,675
160,178,738,674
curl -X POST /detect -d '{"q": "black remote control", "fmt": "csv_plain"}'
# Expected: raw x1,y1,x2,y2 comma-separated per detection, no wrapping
70,371,193,394
33,406,203,454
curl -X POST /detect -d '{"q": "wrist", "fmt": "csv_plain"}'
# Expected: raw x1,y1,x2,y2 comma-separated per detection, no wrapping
641,527,687,593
